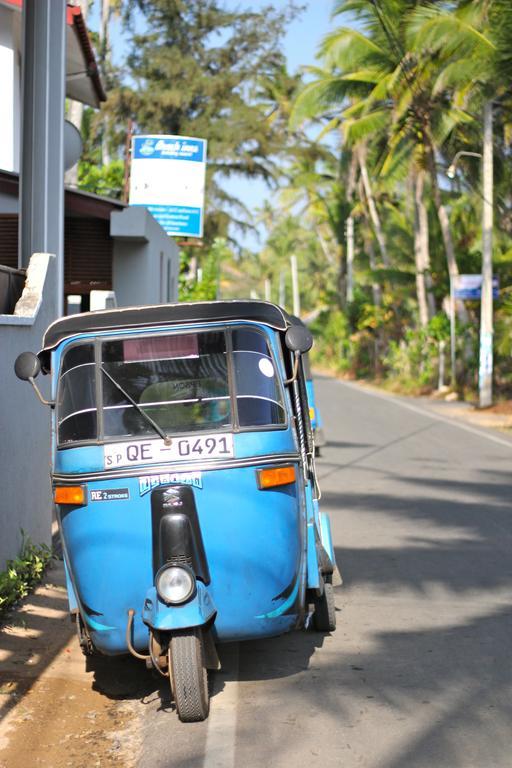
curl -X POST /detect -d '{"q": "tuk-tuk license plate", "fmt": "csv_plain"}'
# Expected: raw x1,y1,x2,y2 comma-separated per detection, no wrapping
104,434,234,469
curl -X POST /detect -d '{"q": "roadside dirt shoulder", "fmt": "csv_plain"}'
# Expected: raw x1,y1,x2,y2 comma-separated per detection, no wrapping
0,560,142,768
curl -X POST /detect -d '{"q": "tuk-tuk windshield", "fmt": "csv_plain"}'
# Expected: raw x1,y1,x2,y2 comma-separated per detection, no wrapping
57,327,286,445
101,331,230,438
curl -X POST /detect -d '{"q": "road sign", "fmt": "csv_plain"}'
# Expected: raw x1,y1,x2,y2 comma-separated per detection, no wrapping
454,274,499,300
129,135,207,238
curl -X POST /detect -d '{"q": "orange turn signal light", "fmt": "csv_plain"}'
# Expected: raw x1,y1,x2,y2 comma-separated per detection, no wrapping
309,407,315,421
54,486,86,506
257,465,296,490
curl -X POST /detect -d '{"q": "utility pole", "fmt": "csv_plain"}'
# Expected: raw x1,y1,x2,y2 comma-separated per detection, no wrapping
123,117,134,203
264,278,271,302
449,270,456,389
290,254,300,317
278,271,285,309
346,216,354,303
479,101,493,408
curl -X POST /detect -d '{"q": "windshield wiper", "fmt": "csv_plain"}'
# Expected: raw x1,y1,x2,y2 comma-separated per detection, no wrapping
100,365,172,445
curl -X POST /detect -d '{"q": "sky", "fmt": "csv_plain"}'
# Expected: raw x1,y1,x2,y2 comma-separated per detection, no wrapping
222,1,335,249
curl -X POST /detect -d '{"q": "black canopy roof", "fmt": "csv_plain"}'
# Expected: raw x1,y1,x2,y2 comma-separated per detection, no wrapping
40,300,291,359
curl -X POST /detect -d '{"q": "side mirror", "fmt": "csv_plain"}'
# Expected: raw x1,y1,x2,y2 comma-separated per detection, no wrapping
285,325,313,354
14,351,53,407
14,351,41,381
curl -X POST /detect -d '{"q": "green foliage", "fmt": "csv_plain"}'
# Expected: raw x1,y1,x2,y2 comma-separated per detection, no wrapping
383,328,441,392
0,533,52,619
179,237,231,302
281,0,512,398
77,159,124,199
310,308,351,372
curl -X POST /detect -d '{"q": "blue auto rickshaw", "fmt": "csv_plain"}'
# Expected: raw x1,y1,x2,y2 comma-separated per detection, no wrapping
15,300,338,722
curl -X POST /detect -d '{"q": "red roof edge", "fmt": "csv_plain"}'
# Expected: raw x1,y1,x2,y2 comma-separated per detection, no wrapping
67,4,107,104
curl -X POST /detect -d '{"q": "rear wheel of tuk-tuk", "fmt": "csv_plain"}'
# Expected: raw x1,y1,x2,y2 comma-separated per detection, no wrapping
168,628,209,722
75,612,95,656
313,581,336,632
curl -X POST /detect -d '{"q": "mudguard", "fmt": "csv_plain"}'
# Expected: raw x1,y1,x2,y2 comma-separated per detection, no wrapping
142,582,216,632
63,558,78,614
306,522,322,590
320,512,335,568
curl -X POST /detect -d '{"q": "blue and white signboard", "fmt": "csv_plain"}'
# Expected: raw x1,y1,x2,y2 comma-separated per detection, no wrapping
129,135,207,237
454,274,499,301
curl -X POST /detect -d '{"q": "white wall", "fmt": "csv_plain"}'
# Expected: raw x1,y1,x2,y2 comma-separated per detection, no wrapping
0,5,20,173
0,253,58,569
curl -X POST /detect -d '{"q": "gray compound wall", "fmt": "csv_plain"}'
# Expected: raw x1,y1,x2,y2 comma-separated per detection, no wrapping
0,253,58,569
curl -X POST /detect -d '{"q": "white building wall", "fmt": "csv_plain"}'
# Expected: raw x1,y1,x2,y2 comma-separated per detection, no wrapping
0,4,20,173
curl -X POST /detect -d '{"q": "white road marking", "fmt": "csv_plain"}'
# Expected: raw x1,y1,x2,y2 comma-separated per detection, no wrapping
339,380,512,449
202,643,240,768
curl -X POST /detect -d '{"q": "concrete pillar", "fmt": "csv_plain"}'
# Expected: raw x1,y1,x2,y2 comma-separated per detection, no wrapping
19,0,66,317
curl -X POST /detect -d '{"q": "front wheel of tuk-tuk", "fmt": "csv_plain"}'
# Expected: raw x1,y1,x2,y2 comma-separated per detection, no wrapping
168,628,209,722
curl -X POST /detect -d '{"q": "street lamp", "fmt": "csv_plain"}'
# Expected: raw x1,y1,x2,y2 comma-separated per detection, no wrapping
446,150,482,179
447,102,494,409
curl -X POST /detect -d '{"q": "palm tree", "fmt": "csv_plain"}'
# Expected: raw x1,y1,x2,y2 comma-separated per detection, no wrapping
291,0,474,321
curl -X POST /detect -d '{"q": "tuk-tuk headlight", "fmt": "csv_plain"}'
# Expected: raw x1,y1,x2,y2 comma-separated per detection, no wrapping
156,565,196,605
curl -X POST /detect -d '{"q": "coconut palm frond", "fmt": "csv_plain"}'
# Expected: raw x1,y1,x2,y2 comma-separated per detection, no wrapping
343,108,389,145
289,77,346,128
320,27,390,70
432,57,490,96
408,6,495,58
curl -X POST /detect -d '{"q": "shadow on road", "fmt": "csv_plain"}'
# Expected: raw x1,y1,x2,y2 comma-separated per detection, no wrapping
313,460,512,767
86,625,326,717
324,468,512,595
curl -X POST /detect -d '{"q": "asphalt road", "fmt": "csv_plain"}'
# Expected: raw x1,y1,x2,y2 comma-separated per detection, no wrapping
2,377,512,768
136,377,512,768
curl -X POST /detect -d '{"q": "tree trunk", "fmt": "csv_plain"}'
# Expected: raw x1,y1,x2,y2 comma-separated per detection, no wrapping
317,224,336,267
423,125,468,322
100,0,111,166
356,144,389,266
366,235,382,307
413,170,435,326
359,178,382,306
337,151,359,311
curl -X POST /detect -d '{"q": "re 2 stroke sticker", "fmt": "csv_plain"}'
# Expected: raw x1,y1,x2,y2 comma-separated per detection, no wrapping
139,472,203,497
90,488,130,502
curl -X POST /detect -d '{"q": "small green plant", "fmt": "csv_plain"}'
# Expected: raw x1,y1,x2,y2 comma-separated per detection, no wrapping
179,237,230,302
0,532,52,619
310,308,351,372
